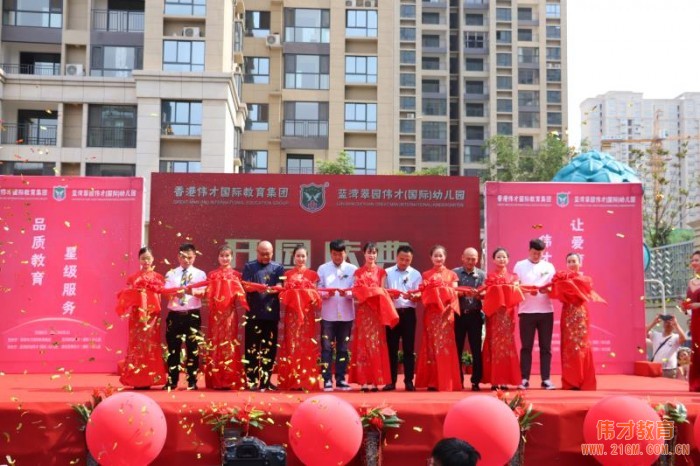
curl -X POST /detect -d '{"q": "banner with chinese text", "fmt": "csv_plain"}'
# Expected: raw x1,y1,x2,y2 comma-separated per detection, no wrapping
485,182,645,374
0,176,142,373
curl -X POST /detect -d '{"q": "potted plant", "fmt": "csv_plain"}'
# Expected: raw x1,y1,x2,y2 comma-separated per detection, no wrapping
203,402,274,462
496,389,542,466
461,351,473,374
71,386,117,466
358,404,403,466
651,402,688,466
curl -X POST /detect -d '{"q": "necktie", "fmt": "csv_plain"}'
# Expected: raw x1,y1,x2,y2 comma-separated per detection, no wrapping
179,268,188,305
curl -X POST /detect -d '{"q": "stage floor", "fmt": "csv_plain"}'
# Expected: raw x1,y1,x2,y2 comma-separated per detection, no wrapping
0,373,698,465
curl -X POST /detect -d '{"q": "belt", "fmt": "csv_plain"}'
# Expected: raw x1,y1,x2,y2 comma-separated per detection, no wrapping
169,308,201,314
396,307,416,312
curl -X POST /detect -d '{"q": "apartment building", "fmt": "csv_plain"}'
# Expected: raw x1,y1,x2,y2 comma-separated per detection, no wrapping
581,91,700,225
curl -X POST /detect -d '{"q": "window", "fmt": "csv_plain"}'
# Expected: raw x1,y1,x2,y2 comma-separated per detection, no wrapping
519,136,534,149
347,150,377,175
547,112,562,125
465,13,483,26
496,76,512,89
17,52,60,75
284,102,329,137
497,122,513,135
13,110,58,145
422,12,440,24
497,99,513,112
519,90,540,107
286,154,314,174
465,103,484,117
465,32,486,49
422,57,440,70
346,10,377,37
400,50,416,64
518,47,539,65
465,58,484,71
1,161,55,175
546,3,561,18
496,8,511,21
164,0,205,16
464,145,485,163
465,125,485,141
465,80,484,94
244,57,270,84
245,104,269,131
518,69,539,85
284,9,330,43
161,101,202,136
285,54,329,89
242,150,268,173
91,46,142,77
160,160,201,173
400,166,416,174
88,105,137,148
496,30,511,43
163,41,204,72
423,98,447,116
3,0,62,28
496,53,512,67
547,90,561,103
86,163,136,176
547,47,561,61
400,119,416,133
400,96,416,110
400,73,415,87
345,103,377,131
245,11,270,37
423,35,441,49
422,145,447,162
399,143,415,158
400,27,416,41
547,68,561,82
546,25,561,39
400,5,416,18
422,79,440,93
517,28,533,41
422,121,447,140
519,111,540,128
517,7,533,21
345,56,377,84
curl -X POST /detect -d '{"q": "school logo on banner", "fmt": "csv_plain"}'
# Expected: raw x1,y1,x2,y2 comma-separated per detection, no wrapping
556,192,569,208
52,186,67,202
299,182,328,213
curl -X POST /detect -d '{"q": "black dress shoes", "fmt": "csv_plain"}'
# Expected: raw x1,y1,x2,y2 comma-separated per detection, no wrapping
471,383,481,392
382,384,396,391
405,382,416,392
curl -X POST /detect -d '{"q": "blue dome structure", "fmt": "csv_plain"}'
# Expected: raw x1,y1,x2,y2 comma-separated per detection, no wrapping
552,150,641,183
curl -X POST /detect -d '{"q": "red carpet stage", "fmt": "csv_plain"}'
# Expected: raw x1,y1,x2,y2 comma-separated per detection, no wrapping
1,374,699,465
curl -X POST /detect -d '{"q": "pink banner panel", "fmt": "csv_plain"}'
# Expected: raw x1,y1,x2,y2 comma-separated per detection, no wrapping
485,182,645,375
0,176,143,373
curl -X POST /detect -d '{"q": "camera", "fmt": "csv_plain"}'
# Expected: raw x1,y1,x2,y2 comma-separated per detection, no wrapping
659,314,673,322
223,435,286,466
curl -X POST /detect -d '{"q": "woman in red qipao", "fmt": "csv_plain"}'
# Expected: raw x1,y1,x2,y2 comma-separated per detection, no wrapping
349,242,398,391
481,247,522,390
684,250,700,391
415,245,462,392
277,245,321,391
115,247,167,389
550,252,603,391
203,245,247,390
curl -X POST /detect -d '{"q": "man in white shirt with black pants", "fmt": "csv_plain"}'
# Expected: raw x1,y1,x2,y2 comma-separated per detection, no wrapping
513,238,556,390
646,314,687,378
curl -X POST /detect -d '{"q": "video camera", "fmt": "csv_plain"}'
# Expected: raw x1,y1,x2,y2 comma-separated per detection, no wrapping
659,314,673,322
222,436,286,466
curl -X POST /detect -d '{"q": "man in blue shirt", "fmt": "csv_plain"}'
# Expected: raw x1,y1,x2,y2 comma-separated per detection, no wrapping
243,240,284,391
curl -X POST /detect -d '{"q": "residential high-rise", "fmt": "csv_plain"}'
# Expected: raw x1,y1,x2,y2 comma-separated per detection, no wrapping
581,91,700,225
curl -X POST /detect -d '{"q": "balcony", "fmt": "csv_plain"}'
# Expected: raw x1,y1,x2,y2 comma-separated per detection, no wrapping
0,123,57,145
2,9,62,28
92,10,144,32
464,0,488,9
281,119,329,150
0,63,61,75
87,127,137,148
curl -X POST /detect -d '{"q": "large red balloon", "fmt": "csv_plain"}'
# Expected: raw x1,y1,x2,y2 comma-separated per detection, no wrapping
583,396,663,466
86,392,167,466
289,394,363,466
443,395,520,466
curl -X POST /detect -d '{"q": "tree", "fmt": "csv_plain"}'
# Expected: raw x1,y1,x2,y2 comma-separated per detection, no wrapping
317,151,355,175
482,133,575,182
414,166,448,176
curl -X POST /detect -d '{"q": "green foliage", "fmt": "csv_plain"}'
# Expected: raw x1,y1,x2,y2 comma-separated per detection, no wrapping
317,151,355,175
482,133,574,182
414,166,448,176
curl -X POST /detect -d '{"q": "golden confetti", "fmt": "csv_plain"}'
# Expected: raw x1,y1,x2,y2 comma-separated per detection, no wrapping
413,426,423,432
606,210,614,214
616,233,625,238
609,352,616,358
531,224,543,229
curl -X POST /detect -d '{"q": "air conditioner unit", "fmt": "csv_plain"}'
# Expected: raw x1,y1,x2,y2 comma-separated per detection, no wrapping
345,0,353,5
232,63,242,74
365,0,376,7
266,34,281,47
65,63,83,76
182,26,201,37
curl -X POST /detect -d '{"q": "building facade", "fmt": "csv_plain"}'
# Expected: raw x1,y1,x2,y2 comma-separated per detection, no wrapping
581,91,700,225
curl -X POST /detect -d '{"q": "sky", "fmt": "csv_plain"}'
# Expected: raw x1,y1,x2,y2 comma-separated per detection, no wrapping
567,0,700,147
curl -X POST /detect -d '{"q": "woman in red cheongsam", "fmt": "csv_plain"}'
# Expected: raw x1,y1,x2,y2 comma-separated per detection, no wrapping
685,251,700,391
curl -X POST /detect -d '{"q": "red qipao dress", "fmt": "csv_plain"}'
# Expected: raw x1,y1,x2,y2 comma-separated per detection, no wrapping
115,270,168,387
550,270,603,391
415,267,462,391
349,265,399,386
481,271,523,387
203,267,248,389
277,268,322,391
686,284,700,391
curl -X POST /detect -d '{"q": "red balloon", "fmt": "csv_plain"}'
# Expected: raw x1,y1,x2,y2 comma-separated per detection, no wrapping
86,392,167,466
289,394,363,466
583,396,663,466
443,395,520,466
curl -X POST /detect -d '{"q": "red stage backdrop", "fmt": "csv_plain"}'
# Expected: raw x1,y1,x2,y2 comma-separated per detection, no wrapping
485,182,645,375
0,176,142,373
149,174,480,273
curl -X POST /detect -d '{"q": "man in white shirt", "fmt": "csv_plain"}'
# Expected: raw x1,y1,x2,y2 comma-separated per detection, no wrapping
384,245,422,391
317,239,357,391
163,243,207,390
646,314,687,378
513,238,556,390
